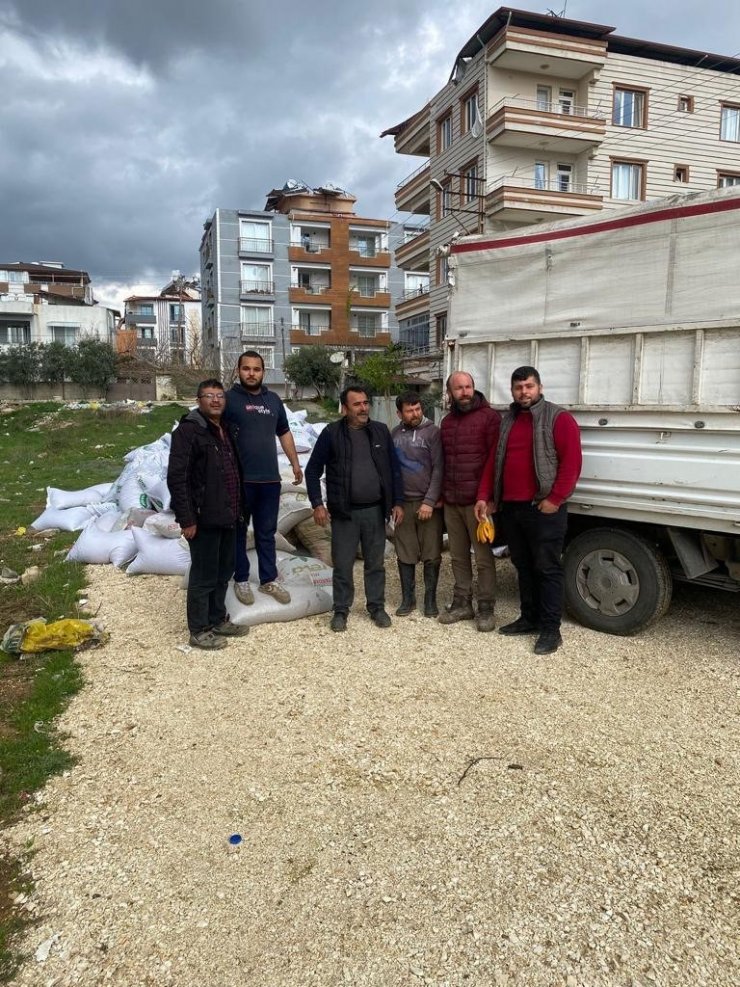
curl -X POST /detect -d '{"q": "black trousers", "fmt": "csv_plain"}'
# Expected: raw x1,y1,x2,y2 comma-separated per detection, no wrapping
187,525,235,633
500,502,568,632
330,505,386,615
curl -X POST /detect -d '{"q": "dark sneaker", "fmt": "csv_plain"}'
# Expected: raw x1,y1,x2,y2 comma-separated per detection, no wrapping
189,630,227,650
534,630,563,655
499,617,539,636
370,609,392,628
212,619,249,637
475,604,496,633
437,599,474,625
330,612,347,632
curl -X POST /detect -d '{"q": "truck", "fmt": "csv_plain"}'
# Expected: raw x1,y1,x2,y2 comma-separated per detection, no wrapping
446,186,740,635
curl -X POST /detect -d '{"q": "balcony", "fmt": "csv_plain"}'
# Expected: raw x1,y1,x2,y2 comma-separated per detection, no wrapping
486,25,607,79
395,160,431,214
396,285,430,318
485,175,603,224
239,236,273,254
487,97,605,153
240,321,276,340
394,104,431,157
240,280,274,296
290,282,330,296
290,323,330,339
349,286,391,307
125,312,155,325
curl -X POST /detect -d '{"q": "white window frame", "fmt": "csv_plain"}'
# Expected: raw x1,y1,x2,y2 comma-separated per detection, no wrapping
611,161,644,200
240,262,273,292
239,218,272,252
48,323,80,346
253,346,275,369
534,161,548,190
720,104,740,142
536,86,552,112
462,163,479,203
240,305,273,337
558,89,575,115
718,172,740,187
439,113,453,150
463,92,479,133
613,87,646,128
556,163,573,193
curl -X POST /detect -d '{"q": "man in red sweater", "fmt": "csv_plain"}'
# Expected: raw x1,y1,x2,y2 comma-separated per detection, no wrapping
475,366,582,654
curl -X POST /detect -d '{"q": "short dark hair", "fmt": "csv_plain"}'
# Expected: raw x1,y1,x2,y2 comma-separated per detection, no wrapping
446,370,475,392
340,385,369,406
395,390,422,411
197,378,225,397
238,350,265,370
511,366,541,385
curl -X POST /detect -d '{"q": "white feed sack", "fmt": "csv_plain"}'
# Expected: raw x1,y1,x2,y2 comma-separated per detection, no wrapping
30,502,117,532
126,527,191,576
66,515,137,567
46,482,114,509
227,552,333,627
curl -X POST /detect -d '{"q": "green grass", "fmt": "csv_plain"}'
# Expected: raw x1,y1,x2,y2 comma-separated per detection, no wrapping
0,400,187,982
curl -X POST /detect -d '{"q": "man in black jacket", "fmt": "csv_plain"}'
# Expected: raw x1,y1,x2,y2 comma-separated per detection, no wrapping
167,379,248,650
305,386,404,632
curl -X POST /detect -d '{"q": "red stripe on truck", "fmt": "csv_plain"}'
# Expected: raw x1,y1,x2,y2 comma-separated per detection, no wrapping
451,194,740,254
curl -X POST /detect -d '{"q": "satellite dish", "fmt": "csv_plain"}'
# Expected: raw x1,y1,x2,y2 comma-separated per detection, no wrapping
329,352,345,364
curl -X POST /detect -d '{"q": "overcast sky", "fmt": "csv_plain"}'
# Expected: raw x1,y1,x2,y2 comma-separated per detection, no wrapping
1,0,738,309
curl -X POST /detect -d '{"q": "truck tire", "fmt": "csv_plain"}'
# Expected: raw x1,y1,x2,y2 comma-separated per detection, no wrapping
564,527,672,635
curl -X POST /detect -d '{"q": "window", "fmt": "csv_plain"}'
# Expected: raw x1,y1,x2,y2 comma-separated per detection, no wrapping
718,172,740,187
556,163,572,193
49,324,78,345
239,219,272,253
613,87,647,128
438,112,453,151
439,179,452,219
241,263,272,293
0,322,30,344
169,326,184,346
611,160,645,200
297,310,330,336
354,274,378,297
253,346,274,369
462,162,479,204
461,87,479,134
404,272,429,297
135,303,154,316
435,313,447,348
558,89,575,115
674,165,689,183
138,326,155,340
351,234,378,258
0,269,29,284
438,255,450,286
536,86,552,112
355,313,379,337
534,162,548,190
720,103,740,142
169,303,183,321
241,306,273,337
677,94,694,113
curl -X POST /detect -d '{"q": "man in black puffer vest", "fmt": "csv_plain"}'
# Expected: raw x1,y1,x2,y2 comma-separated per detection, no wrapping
306,386,404,632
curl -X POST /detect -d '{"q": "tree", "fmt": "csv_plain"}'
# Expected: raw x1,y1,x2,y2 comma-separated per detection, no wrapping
351,345,406,398
39,341,71,388
4,343,41,396
283,346,341,399
68,337,118,397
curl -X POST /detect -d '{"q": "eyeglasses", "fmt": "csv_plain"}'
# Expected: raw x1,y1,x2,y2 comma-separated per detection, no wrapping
199,393,225,401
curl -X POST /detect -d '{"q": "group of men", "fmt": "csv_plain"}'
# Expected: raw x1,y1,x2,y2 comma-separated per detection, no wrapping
168,353,582,657
305,365,582,655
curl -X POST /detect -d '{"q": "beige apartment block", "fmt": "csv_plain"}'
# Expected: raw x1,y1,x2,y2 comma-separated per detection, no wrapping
382,6,740,373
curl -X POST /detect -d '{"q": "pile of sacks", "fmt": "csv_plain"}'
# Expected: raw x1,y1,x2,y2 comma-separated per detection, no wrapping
28,409,335,626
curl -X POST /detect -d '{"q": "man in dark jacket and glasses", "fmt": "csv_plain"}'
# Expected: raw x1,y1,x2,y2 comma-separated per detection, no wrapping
167,379,248,650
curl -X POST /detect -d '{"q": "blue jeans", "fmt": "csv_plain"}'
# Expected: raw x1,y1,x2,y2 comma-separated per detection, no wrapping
330,505,386,615
234,481,281,585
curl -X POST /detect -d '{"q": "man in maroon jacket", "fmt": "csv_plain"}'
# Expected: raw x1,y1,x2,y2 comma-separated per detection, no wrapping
439,371,501,631
476,366,582,655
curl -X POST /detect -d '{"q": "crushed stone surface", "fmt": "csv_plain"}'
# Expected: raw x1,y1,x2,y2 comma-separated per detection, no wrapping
8,560,740,987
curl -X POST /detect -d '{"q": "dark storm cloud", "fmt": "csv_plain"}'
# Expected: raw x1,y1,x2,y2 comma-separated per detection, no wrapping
0,0,738,306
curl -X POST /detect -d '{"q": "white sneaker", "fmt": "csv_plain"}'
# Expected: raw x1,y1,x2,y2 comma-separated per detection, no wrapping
258,581,291,604
234,581,254,605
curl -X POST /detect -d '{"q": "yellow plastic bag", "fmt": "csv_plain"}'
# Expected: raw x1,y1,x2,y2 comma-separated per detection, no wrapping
1,618,109,655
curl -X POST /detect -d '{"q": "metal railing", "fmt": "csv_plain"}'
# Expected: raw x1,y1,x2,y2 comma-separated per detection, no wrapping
291,323,329,336
488,95,605,120
291,283,330,294
352,286,387,298
399,286,430,301
487,174,602,196
294,239,329,254
240,280,274,294
396,159,431,190
348,243,389,258
239,237,273,253
240,322,275,338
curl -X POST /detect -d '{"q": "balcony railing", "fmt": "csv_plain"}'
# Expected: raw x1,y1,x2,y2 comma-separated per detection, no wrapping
240,321,275,338
399,286,430,301
291,283,330,294
294,239,329,254
240,280,274,294
351,286,385,298
487,175,602,196
352,325,380,338
395,159,431,190
239,237,273,253
291,323,329,336
488,96,604,119
348,244,388,258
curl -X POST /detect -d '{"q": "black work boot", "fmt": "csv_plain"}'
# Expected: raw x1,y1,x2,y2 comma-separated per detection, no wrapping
475,601,496,632
395,562,416,616
422,560,441,617
437,596,474,624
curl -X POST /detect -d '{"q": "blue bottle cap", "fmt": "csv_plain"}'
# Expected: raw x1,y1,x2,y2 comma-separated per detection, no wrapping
228,833,243,845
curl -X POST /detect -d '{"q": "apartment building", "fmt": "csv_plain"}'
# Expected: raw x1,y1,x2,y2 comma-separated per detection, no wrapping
200,181,400,389
0,262,117,347
382,6,740,371
120,276,202,364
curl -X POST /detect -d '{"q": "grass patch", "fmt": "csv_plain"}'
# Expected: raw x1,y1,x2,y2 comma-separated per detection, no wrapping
0,400,187,982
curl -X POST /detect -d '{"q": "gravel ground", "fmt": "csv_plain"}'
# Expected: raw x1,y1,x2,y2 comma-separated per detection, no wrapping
8,559,740,987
